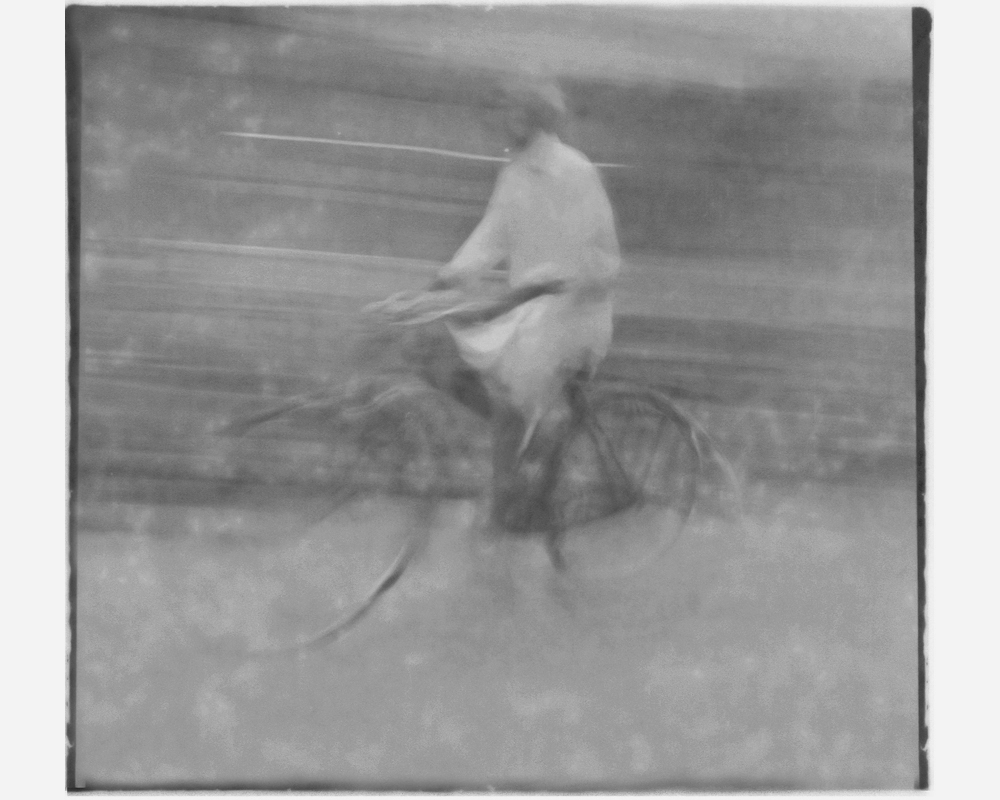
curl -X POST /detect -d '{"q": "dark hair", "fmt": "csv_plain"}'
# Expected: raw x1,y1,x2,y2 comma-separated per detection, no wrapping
503,79,568,137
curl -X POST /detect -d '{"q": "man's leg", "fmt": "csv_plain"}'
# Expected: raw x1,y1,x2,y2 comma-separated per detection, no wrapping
531,402,576,567
448,367,493,419
515,396,574,534
490,401,529,531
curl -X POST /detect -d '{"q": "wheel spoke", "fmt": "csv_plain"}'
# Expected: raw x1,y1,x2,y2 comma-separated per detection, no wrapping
637,409,670,493
552,383,706,562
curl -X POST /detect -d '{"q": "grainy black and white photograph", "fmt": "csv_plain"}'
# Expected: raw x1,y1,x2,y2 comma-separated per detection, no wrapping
67,2,927,791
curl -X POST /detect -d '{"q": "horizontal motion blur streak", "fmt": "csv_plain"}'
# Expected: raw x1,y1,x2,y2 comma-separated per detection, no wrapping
220,131,631,169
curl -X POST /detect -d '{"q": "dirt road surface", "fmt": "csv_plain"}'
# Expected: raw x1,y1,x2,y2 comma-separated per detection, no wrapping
73,479,918,790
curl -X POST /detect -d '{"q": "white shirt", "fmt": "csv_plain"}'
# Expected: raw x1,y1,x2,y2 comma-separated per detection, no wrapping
440,132,621,291
442,132,621,424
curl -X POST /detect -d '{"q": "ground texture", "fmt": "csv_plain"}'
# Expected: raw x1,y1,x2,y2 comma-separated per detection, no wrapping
73,478,918,790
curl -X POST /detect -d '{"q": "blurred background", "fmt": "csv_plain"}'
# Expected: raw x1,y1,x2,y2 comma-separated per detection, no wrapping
68,4,920,791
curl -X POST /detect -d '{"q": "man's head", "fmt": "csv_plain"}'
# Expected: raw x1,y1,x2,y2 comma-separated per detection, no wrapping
499,79,567,150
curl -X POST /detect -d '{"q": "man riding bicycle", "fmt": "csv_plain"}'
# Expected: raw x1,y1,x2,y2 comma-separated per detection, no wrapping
427,79,623,533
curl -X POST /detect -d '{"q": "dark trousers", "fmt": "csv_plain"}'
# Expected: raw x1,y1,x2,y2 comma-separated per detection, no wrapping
423,353,611,534
489,391,587,534
420,357,551,532
490,404,543,533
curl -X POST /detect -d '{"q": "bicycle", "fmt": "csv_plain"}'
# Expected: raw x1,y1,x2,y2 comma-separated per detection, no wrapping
220,283,741,654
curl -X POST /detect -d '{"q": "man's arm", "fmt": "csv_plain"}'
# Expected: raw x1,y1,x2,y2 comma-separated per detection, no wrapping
584,172,622,287
433,169,513,288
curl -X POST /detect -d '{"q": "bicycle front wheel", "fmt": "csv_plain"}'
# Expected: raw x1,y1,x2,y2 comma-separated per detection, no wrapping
198,380,464,654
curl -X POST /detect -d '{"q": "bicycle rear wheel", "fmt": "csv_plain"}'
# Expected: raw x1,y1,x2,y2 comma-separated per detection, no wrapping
551,382,703,576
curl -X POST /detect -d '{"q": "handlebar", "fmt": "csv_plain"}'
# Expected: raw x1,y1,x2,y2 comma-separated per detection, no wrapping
364,280,568,327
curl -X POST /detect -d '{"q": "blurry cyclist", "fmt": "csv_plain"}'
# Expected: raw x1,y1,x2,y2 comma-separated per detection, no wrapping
430,79,622,532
